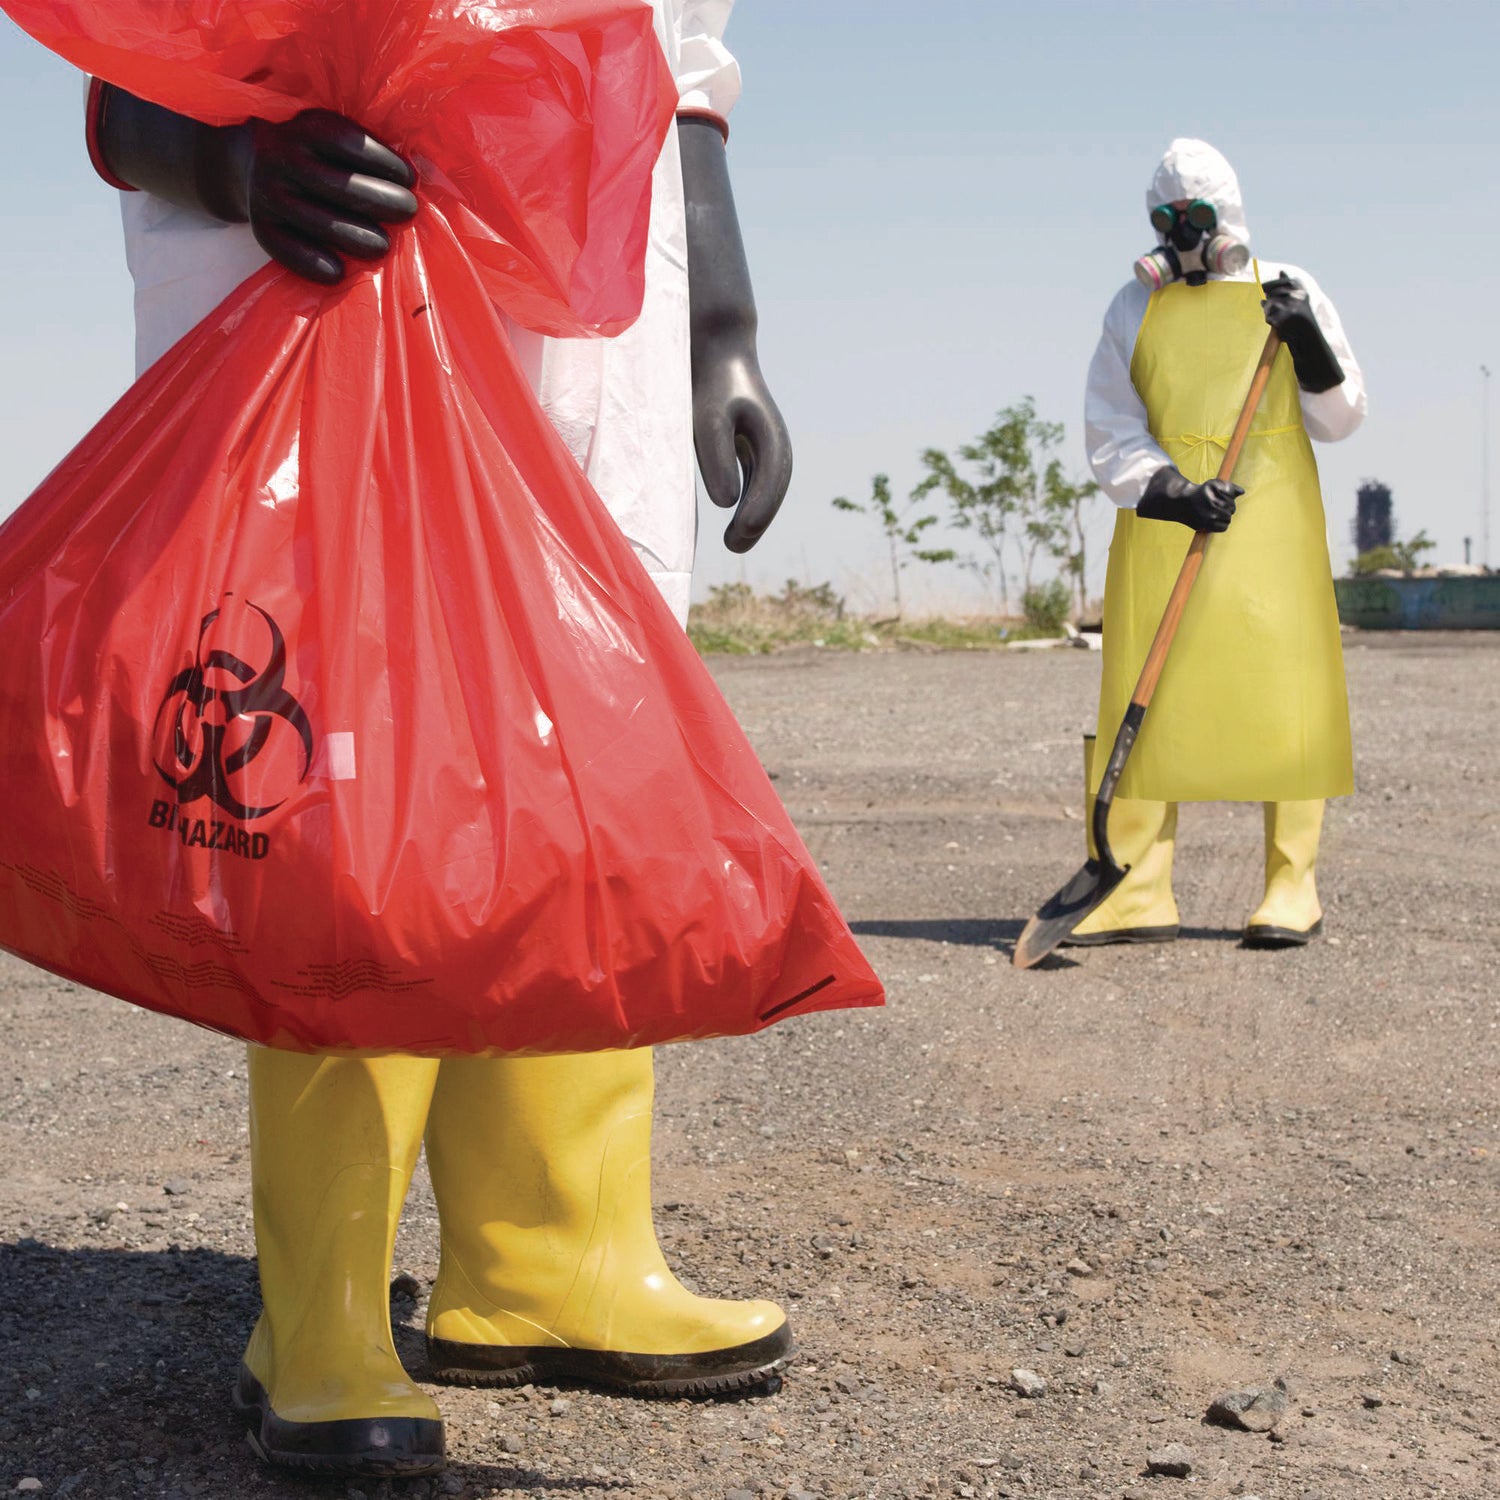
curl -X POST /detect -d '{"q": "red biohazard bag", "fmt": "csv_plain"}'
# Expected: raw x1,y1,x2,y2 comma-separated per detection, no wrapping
0,0,883,1054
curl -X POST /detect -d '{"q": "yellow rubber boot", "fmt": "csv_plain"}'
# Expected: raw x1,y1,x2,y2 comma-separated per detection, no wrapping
1068,733,1181,945
1244,799,1325,946
235,1048,446,1477
424,1047,792,1395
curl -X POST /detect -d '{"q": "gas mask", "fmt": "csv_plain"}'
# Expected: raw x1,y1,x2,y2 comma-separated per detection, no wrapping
1134,199,1249,289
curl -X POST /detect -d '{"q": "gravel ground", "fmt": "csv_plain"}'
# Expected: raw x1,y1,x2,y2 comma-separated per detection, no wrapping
2,630,1497,1500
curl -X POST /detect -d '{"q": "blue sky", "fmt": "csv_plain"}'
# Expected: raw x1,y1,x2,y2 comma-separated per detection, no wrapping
1,1,1496,613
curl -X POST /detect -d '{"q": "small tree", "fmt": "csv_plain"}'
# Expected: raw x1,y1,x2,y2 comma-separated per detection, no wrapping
832,473,955,618
1046,456,1101,617
918,397,1097,615
1351,529,1437,576
915,444,1017,612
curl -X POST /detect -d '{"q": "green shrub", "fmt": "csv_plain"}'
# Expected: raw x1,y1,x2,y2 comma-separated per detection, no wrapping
1021,579,1071,635
687,579,851,654
1351,530,1436,576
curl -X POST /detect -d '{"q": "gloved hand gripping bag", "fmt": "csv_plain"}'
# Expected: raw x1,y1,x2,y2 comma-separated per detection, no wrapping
0,0,885,1054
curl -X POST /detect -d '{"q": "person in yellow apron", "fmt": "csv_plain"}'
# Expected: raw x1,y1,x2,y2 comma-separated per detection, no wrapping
1077,138,1366,948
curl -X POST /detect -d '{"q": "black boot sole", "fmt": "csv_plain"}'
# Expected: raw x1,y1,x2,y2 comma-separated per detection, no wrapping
233,1365,446,1477
1063,923,1180,948
1242,917,1323,949
427,1322,794,1397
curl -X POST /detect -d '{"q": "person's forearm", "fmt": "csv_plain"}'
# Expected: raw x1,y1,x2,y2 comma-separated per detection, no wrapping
93,83,249,220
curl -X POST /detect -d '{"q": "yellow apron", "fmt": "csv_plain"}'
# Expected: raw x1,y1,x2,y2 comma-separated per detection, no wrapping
1093,268,1354,803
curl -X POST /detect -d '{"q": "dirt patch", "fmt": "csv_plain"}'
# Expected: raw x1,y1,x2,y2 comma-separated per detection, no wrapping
3,632,1497,1497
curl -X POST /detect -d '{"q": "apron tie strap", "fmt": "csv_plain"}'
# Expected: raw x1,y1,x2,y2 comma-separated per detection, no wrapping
1171,423,1300,455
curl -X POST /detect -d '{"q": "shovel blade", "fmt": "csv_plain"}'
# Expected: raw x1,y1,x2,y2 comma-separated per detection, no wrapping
1012,857,1128,969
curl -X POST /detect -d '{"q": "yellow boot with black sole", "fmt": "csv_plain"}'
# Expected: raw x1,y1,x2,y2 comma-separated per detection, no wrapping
424,1047,792,1396
1066,733,1182,946
1243,798,1325,947
236,1048,446,1477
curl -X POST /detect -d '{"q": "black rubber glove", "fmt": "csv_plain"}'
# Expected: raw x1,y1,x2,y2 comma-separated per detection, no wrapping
95,86,417,285
1137,465,1243,533
679,117,792,553
1261,274,1345,393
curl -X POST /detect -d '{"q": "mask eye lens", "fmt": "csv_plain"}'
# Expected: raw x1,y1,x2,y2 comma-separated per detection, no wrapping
1185,199,1217,231
1150,204,1177,234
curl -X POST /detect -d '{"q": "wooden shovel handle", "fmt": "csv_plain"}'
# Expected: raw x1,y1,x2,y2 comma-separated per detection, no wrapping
1129,329,1282,710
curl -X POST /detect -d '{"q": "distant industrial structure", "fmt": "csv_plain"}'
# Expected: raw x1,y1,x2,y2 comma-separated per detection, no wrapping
1353,480,1393,556
1338,478,1500,628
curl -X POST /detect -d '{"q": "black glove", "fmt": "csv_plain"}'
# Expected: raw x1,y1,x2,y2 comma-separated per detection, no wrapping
95,87,417,285
1261,274,1345,393
1137,465,1242,533
679,117,793,553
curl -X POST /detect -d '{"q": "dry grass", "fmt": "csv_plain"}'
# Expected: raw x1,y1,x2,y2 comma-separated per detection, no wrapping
685,581,1061,655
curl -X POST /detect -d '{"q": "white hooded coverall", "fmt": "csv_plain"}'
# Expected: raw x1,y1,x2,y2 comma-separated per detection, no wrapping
80,5,784,1417
107,0,740,626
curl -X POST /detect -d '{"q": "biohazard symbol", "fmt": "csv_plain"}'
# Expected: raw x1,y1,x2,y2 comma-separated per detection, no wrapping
152,598,314,821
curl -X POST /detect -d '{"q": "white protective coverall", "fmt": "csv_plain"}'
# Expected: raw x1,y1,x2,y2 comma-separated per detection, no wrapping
1085,137,1366,506
114,0,740,624
90,7,791,1444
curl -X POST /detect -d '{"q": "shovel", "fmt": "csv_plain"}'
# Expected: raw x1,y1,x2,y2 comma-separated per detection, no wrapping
1012,328,1282,970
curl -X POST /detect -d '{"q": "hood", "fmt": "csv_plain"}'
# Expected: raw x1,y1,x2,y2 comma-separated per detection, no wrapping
1146,138,1249,251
